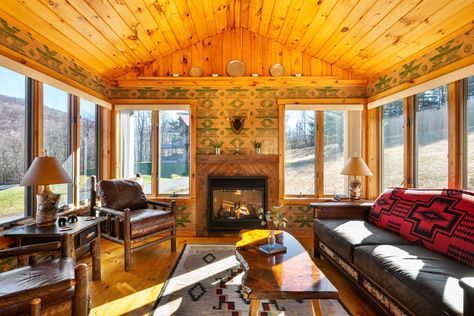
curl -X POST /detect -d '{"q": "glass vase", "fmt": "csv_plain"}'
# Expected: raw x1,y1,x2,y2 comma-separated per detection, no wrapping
267,229,276,245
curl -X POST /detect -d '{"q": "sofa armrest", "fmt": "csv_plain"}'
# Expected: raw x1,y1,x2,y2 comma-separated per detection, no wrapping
312,202,373,220
460,277,474,315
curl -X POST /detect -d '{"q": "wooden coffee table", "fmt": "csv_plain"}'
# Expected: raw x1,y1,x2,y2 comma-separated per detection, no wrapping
236,230,338,316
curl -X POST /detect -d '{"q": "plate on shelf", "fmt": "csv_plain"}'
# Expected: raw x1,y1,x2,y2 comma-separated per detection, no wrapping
226,60,246,77
270,64,285,77
189,66,203,77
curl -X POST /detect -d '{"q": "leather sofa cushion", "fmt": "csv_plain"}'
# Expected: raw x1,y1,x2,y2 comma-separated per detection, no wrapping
314,219,410,262
99,179,148,211
369,188,474,267
354,245,474,316
130,209,175,239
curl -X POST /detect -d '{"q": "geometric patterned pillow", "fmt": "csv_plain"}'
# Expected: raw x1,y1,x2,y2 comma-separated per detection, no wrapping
369,188,474,267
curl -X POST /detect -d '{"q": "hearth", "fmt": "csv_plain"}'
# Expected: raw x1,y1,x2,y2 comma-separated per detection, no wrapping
208,176,267,231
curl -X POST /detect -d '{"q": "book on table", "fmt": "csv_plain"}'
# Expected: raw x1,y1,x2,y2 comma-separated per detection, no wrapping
258,243,287,255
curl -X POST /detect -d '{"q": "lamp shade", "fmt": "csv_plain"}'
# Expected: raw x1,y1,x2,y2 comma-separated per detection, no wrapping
20,156,72,186
341,156,373,176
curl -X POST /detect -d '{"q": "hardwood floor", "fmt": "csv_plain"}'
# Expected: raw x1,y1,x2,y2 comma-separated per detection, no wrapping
80,234,379,316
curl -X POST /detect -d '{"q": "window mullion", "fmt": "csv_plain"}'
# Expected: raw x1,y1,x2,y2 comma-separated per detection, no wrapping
316,111,324,198
152,111,159,196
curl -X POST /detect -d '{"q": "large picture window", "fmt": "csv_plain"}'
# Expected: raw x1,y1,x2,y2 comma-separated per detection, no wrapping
466,76,474,190
323,111,345,195
0,67,31,224
79,99,98,201
381,100,404,189
43,84,73,206
415,85,448,188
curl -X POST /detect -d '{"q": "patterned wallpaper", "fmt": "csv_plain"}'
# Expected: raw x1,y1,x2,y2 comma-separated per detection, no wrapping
368,28,474,97
0,17,109,97
111,85,366,155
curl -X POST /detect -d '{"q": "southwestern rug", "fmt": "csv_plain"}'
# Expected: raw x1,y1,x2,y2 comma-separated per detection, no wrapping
151,244,350,316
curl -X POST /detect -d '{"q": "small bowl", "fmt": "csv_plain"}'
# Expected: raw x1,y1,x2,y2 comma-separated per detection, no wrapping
294,73,303,77
251,73,259,77
171,73,181,77
211,73,220,77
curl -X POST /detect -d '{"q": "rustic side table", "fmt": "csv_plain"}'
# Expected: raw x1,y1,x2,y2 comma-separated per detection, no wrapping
310,200,374,219
5,216,105,280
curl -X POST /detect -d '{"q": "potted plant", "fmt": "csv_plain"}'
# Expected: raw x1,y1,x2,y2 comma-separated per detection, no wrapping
258,205,288,245
253,141,263,155
213,141,223,155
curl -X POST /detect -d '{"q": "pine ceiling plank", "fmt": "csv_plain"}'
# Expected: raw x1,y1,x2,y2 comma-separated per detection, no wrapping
277,0,306,44
241,28,252,72
222,29,233,71
201,0,218,35
247,0,263,34
295,0,338,51
226,0,235,29
251,32,263,74
317,0,403,63
188,0,210,40
141,0,180,52
285,0,322,48
334,0,424,69
234,0,241,28
240,0,250,30
67,0,152,64
36,0,136,67
266,0,291,39
359,3,474,75
0,4,112,76
304,0,360,56
230,28,243,60
191,41,203,68
258,0,276,36
119,0,172,56
84,0,159,64
4,0,123,75
211,32,223,74
346,0,459,71
262,35,272,75
165,0,201,44
212,0,228,32
202,36,212,75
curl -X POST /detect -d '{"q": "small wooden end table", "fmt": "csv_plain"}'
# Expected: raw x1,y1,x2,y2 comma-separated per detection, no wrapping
310,200,374,219
5,216,105,280
235,230,338,316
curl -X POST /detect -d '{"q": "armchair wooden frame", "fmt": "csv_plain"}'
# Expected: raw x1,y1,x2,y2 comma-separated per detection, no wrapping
0,234,89,316
89,176,177,271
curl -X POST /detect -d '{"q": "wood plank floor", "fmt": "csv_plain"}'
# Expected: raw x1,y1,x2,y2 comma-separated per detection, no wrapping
79,234,380,316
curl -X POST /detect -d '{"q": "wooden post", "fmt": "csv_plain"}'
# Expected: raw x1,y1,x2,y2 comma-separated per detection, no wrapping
30,298,41,316
403,97,415,188
311,299,323,316
448,81,462,189
73,263,89,316
91,237,101,281
171,200,177,252
248,299,260,316
124,208,131,271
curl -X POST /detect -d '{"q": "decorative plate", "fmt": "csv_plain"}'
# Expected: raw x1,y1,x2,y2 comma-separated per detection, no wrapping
270,64,285,77
189,66,203,77
226,60,246,77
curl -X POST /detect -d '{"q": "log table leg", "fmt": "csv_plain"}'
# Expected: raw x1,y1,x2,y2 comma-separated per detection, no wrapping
248,299,260,316
90,238,101,280
30,298,41,316
311,299,323,316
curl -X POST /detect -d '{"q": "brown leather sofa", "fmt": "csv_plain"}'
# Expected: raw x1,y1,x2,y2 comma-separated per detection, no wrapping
90,176,177,272
314,202,474,316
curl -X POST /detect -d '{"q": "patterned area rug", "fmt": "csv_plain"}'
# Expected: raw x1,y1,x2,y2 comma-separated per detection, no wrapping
151,244,350,316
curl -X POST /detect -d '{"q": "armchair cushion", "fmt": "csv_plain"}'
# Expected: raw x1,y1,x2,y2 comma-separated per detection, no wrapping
130,209,176,239
98,179,148,211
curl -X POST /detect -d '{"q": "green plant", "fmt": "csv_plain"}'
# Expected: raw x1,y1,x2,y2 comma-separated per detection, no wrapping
258,205,288,230
253,141,262,148
213,141,223,148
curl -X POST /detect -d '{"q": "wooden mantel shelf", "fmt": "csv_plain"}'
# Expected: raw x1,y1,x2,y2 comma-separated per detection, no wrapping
197,154,279,164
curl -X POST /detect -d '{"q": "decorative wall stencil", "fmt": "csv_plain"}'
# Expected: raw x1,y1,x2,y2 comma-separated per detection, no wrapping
368,28,474,97
0,17,109,98
280,205,315,228
110,85,366,155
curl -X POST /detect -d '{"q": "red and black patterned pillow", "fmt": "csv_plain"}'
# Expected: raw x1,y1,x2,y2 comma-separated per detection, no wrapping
369,188,474,267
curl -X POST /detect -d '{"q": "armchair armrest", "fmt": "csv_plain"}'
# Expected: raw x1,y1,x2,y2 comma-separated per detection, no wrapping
93,206,125,218
0,241,61,259
147,199,177,214
460,277,474,315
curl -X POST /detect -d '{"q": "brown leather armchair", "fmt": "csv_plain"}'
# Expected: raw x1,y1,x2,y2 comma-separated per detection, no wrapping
89,176,177,272
0,234,89,316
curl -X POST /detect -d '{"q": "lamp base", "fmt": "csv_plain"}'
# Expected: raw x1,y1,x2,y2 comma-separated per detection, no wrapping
349,177,362,200
36,185,60,226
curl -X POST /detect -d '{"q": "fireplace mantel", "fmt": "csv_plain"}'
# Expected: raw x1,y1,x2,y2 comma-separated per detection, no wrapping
196,154,279,236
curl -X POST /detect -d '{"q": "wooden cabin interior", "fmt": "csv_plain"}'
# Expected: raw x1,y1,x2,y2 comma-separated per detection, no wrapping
0,0,473,315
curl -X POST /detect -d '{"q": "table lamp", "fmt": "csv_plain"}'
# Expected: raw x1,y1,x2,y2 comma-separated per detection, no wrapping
21,154,72,226
341,156,372,200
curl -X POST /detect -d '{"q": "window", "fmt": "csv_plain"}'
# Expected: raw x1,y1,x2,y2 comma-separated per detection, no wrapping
415,85,448,188
120,110,153,194
323,111,345,195
283,106,358,197
381,100,404,189
79,99,98,201
0,67,31,224
466,76,474,190
158,110,190,195
43,84,73,206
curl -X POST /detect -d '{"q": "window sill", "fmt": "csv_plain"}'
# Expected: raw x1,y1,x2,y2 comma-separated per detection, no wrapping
147,196,194,202
278,198,334,205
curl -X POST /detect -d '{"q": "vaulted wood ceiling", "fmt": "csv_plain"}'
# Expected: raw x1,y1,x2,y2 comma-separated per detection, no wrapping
1,0,472,79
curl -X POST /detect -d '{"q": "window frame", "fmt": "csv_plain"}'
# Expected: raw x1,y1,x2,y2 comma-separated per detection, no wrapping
278,100,364,201
116,101,197,200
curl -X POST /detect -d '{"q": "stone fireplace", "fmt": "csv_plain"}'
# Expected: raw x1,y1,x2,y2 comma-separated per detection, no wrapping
208,176,267,231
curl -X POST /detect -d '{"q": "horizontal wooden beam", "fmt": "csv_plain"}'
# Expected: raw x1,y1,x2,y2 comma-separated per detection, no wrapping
112,76,367,88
